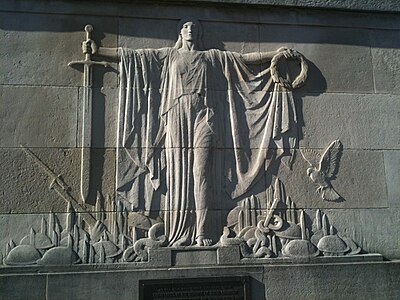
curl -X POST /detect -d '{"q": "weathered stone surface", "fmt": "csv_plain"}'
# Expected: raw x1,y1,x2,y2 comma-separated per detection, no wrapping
172,248,217,266
78,87,118,148
277,149,387,209
0,148,115,213
0,274,46,300
1,262,399,300
384,151,400,208
217,245,241,265
44,265,265,300
0,11,117,87
119,17,177,49
311,208,400,259
260,24,374,93
0,85,78,148
0,4,399,300
358,208,400,258
264,261,400,299
370,29,400,94
119,17,259,54
4,0,400,16
4,0,400,36
202,21,259,53
47,271,138,300
192,0,400,13
148,248,172,267
300,93,400,150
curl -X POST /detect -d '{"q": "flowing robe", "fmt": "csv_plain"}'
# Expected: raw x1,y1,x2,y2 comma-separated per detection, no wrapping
117,47,297,245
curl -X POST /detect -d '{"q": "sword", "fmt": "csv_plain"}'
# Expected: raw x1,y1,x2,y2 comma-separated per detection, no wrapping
68,25,109,203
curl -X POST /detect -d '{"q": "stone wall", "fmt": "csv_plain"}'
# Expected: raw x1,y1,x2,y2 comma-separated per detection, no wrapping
0,1,399,298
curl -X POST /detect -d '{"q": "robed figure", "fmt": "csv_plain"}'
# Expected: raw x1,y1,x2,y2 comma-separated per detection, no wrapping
89,18,303,246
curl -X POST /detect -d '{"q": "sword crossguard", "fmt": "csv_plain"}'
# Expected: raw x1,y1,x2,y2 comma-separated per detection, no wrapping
68,60,109,68
68,24,109,68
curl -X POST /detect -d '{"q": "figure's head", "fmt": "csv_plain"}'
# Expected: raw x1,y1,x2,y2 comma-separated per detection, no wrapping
174,17,204,50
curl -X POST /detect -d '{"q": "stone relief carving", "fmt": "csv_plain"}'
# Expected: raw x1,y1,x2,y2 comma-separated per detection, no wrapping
220,178,360,259
300,140,343,201
111,17,306,247
0,20,371,267
68,25,109,204
2,178,363,266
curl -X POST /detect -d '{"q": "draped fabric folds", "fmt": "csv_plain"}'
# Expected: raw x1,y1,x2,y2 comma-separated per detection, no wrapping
116,47,297,245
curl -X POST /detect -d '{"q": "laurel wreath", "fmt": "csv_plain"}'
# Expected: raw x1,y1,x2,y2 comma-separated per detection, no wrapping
270,49,308,90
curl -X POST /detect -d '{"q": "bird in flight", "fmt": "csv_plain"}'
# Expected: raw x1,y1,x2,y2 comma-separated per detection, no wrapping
300,140,343,201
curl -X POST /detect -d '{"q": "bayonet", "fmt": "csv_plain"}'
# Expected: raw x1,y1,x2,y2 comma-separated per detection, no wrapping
22,146,70,192
22,146,98,227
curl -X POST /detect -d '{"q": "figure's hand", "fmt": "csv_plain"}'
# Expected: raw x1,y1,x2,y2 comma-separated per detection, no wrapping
81,39,98,55
277,47,294,59
277,46,288,52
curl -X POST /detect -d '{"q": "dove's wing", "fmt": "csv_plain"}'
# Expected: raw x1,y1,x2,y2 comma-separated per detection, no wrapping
299,148,321,167
318,140,343,179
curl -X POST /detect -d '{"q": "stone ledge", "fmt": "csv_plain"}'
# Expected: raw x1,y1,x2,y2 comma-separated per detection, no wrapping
73,0,400,13
0,248,384,273
3,0,400,14
0,260,399,300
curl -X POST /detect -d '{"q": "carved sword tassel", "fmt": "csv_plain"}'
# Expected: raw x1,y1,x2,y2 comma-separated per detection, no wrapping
68,25,109,203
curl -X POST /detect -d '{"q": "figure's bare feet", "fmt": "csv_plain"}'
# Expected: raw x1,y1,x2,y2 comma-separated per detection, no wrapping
196,236,213,246
172,236,188,247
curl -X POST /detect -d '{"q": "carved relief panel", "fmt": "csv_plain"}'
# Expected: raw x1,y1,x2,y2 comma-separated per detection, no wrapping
1,18,375,267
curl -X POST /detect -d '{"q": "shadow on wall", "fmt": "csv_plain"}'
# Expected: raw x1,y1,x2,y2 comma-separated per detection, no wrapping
1,10,397,49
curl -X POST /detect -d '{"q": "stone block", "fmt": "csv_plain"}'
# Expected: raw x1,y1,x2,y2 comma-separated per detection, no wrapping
148,248,171,267
357,208,400,258
384,151,400,208
46,271,138,300
260,24,374,93
0,85,78,148
78,87,118,148
0,274,46,300
0,11,117,87
299,93,400,150
6,1,400,31
370,29,400,94
217,245,241,265
0,148,116,213
263,262,394,299
171,248,217,266
119,17,177,50
201,21,259,53
269,9,372,30
277,149,387,209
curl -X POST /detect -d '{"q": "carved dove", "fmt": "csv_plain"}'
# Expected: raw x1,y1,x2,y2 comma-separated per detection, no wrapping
300,140,343,201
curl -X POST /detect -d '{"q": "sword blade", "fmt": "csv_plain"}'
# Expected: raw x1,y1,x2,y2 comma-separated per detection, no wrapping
68,25,109,204
80,62,93,203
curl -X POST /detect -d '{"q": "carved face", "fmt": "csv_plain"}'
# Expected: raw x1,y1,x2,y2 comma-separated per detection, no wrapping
180,21,198,42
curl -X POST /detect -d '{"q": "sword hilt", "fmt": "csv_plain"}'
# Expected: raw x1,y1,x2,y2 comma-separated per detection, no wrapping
83,24,94,60
85,24,93,40
68,24,109,68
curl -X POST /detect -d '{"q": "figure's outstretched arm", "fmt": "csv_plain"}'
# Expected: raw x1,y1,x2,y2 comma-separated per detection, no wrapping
82,40,118,60
241,47,292,65
97,47,119,60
